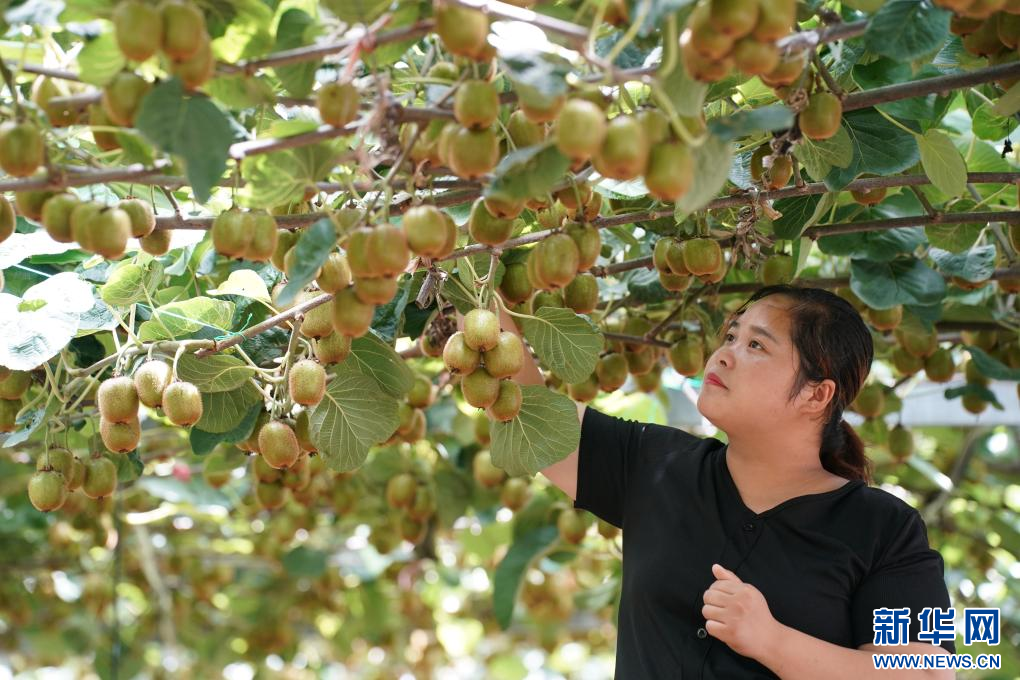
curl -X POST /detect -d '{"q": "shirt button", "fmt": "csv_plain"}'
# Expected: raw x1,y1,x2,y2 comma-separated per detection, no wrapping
743,522,756,531
696,627,708,639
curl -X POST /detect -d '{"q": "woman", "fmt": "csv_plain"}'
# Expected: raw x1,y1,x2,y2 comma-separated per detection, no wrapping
500,283,956,679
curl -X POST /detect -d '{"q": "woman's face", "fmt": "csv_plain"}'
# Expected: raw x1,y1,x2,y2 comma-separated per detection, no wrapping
696,297,807,434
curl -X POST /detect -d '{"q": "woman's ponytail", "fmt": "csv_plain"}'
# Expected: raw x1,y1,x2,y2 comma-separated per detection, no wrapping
819,409,873,484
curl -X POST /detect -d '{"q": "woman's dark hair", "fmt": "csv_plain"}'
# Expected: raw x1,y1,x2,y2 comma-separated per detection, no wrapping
717,284,875,485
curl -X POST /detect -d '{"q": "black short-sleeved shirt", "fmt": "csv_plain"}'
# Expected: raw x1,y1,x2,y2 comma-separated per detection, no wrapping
572,407,956,679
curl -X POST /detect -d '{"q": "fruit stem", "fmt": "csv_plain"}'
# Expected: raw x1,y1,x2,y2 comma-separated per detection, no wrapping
810,51,843,99
481,250,501,311
659,13,679,79
648,81,700,147
582,0,608,58
0,54,22,119
462,255,484,307
172,343,187,381
43,361,67,406
493,290,537,322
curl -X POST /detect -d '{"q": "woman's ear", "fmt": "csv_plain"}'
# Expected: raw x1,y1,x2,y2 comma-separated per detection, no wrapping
802,378,837,418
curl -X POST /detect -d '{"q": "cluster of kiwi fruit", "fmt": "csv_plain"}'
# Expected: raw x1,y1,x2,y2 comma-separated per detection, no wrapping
0,117,45,179
563,317,672,401
29,447,119,512
99,360,203,454
651,235,728,293
383,372,436,447
0,369,31,433
523,200,602,307
558,101,700,205
211,207,280,262
383,466,438,544
939,0,1020,87
680,0,802,84
246,428,320,510
443,307,525,421
112,0,214,90
34,192,163,259
231,358,328,508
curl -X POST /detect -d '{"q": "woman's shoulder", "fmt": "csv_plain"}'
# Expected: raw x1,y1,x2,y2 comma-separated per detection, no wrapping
583,406,722,457
848,483,924,521
639,418,726,458
840,483,934,557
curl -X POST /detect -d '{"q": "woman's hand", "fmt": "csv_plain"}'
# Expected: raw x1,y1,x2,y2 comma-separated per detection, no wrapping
702,563,781,660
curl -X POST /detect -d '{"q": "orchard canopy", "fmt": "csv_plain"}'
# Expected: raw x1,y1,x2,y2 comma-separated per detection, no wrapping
0,0,1019,676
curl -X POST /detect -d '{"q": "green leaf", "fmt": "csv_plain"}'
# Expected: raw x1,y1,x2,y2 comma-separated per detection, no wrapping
492,524,559,630
498,46,571,99
770,195,823,241
657,45,707,117
240,142,341,209
818,227,926,262
962,94,1011,140
137,296,235,341
206,75,276,109
77,31,125,86
962,345,1020,381
863,0,951,62
281,546,328,578
134,78,238,204
490,386,583,477
0,272,96,371
707,104,793,141
194,383,262,434
135,476,232,506
100,260,163,306
925,220,982,253
853,60,953,123
206,269,272,303
348,330,415,399
520,308,603,384
625,266,670,304
849,257,947,309
824,110,920,190
189,403,262,456
793,125,853,181
485,142,570,203
991,80,1020,117
434,463,474,527
917,129,966,197
944,383,1004,410
322,0,389,23
176,354,257,392
928,245,995,282
673,133,733,219
272,9,322,98
274,218,338,307
310,363,399,473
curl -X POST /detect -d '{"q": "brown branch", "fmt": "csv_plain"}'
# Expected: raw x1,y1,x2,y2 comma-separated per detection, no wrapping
801,210,1020,240
777,20,869,55
0,159,174,192
603,331,672,349
445,0,589,45
909,185,939,218
155,211,329,231
14,62,80,81
842,61,1020,112
194,293,334,357
219,19,434,75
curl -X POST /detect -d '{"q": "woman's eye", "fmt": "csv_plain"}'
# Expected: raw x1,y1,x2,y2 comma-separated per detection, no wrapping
725,333,761,349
